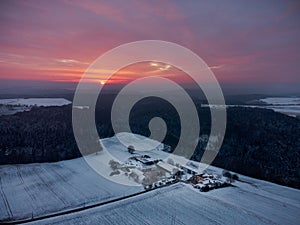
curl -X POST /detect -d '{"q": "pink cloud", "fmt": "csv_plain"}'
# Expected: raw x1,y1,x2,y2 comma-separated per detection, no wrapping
0,0,299,91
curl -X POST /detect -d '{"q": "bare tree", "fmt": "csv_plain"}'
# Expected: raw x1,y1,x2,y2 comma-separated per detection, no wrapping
128,145,135,154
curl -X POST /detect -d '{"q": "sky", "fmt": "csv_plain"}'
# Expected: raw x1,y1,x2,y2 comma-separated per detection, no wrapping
0,0,300,94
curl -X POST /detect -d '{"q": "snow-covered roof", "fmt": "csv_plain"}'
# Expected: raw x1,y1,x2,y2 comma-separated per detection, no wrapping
131,168,144,177
157,161,179,173
181,164,198,173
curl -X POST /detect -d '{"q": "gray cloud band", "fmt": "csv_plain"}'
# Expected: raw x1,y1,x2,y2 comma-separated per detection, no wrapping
72,40,226,186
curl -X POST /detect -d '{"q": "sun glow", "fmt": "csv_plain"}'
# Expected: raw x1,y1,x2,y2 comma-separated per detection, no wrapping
150,62,158,67
100,80,105,85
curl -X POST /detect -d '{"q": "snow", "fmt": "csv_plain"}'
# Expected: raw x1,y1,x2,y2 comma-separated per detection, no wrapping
100,133,170,163
72,105,89,109
27,182,300,225
0,105,30,116
0,133,170,221
265,105,300,117
0,158,142,222
0,98,72,115
259,97,300,105
156,161,179,173
0,98,71,107
0,133,299,224
258,97,300,116
203,98,300,117
115,132,164,151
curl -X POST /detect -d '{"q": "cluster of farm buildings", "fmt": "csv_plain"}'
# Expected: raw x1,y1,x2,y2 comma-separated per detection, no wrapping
108,142,232,192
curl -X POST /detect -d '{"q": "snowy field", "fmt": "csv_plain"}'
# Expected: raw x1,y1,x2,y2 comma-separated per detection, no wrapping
0,98,72,115
1,133,300,224
0,158,142,222
263,105,300,116
0,105,30,115
0,98,71,107
203,97,300,117
259,97,300,105
27,181,300,225
258,97,300,117
101,133,169,162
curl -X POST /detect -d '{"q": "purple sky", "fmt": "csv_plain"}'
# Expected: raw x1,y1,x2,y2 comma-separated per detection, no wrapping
0,0,300,94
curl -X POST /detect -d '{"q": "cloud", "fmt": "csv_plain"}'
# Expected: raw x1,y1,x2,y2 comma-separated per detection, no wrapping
0,0,299,89
54,58,90,65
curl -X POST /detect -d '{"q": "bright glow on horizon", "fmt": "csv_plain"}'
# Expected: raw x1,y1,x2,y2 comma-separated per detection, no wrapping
150,62,158,67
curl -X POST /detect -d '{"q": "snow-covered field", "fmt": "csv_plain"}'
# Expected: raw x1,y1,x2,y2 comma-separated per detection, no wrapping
259,97,300,105
255,97,300,116
101,133,168,162
258,97,300,117
263,105,300,116
0,98,72,115
0,158,142,222
0,105,30,115
0,133,300,224
203,97,300,117
27,181,300,225
0,98,71,107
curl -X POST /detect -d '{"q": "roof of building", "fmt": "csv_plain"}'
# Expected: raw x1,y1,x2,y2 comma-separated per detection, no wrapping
157,161,180,173
181,164,198,173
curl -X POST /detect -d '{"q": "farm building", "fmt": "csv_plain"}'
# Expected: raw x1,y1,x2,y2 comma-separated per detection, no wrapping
180,164,198,175
157,161,183,177
129,168,145,183
131,155,159,166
